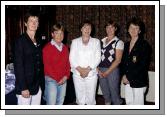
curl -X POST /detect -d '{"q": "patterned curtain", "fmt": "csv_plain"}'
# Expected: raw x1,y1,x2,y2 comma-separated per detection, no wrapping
5,5,155,71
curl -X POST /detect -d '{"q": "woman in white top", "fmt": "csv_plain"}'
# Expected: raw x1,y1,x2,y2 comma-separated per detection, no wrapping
69,20,101,105
98,20,124,105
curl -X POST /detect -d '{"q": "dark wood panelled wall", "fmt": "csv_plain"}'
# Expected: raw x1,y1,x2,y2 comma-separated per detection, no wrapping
5,5,155,71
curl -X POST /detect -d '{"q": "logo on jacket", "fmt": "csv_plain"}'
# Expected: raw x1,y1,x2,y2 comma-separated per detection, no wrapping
132,56,137,63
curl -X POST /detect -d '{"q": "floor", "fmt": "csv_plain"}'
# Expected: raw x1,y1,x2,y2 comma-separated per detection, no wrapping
5,91,155,105
5,77,155,105
63,95,155,105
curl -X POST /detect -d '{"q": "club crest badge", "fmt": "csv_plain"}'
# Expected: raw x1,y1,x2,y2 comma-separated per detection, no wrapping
132,56,137,63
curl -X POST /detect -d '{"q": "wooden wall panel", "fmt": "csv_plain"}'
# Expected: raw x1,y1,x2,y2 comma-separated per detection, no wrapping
5,5,155,71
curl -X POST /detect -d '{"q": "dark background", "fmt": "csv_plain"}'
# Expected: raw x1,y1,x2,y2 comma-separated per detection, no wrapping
5,5,155,71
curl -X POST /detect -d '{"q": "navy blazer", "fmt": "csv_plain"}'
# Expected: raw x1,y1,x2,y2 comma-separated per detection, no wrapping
14,33,44,95
121,38,152,88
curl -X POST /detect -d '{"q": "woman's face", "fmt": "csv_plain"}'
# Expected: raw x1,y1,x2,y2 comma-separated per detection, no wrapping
81,24,92,37
52,30,64,44
106,25,117,36
25,16,39,32
128,24,141,38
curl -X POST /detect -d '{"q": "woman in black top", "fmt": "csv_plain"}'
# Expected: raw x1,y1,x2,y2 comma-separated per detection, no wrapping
14,12,44,105
121,17,151,105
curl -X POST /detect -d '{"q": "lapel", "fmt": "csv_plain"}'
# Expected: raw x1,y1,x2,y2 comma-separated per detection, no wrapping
24,32,39,49
128,38,141,56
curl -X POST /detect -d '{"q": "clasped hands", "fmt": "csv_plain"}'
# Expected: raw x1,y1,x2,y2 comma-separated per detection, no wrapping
97,69,110,78
58,76,67,85
76,66,92,78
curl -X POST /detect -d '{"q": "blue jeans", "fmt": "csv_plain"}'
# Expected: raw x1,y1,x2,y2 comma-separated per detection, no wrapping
98,67,122,105
44,76,67,105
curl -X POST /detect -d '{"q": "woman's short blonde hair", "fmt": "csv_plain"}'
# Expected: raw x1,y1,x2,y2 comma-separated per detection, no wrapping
51,23,64,33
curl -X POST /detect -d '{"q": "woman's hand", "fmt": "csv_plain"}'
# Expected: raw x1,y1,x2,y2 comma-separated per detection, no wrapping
21,89,30,98
76,66,91,78
101,71,110,78
122,75,129,85
98,69,109,78
58,76,67,85
98,70,103,78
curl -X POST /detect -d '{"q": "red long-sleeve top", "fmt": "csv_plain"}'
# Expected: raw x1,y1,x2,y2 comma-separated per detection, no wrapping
42,43,70,82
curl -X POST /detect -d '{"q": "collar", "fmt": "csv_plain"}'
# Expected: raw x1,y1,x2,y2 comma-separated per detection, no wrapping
102,36,118,48
51,39,63,51
80,36,92,46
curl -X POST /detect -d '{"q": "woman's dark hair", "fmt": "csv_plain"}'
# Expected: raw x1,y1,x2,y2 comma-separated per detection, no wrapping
105,20,119,36
80,20,95,36
24,12,39,23
127,17,145,38
80,20,93,30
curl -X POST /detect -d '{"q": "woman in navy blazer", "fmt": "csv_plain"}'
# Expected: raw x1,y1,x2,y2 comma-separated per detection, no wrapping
121,17,152,105
14,12,44,105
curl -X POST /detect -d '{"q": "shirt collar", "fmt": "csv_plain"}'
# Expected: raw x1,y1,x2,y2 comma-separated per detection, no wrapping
80,36,92,46
51,39,63,51
102,36,118,48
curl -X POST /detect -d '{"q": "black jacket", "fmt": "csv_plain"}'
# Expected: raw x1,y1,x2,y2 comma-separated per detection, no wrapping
121,38,151,88
14,33,44,95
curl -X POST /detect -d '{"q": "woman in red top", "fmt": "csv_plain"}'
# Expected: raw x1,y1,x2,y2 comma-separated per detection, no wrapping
43,23,70,105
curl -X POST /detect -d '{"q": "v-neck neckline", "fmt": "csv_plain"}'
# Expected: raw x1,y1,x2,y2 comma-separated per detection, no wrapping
128,38,140,55
25,33,38,48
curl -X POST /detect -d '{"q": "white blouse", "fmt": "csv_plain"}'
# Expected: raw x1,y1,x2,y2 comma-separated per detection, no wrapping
69,37,101,77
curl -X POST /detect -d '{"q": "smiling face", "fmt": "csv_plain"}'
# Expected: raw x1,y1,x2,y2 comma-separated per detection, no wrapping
128,23,141,38
81,24,92,37
51,24,64,44
52,30,64,44
25,16,39,32
106,24,117,37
